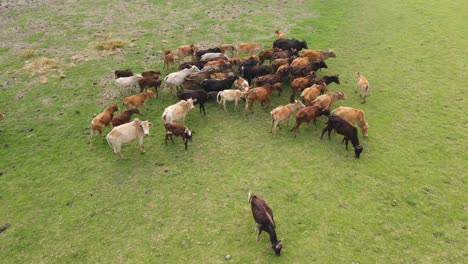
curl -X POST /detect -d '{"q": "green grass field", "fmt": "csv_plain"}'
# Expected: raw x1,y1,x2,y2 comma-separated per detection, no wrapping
0,0,466,263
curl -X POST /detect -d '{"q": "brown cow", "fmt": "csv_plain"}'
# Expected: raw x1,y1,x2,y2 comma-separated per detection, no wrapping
311,91,347,111
89,103,119,148
164,122,194,150
331,106,369,137
177,44,198,62
290,72,317,102
112,109,140,127
245,83,278,114
164,50,175,71
291,106,330,137
274,30,286,40
123,91,156,112
270,100,305,136
236,42,260,58
300,83,328,105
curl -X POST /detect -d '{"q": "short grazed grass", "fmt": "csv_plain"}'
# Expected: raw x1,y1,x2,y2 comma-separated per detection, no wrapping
0,0,466,263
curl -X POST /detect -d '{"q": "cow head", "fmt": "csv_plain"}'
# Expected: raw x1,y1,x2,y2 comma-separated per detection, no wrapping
272,240,283,256
333,74,340,85
184,128,193,142
301,40,308,50
108,103,120,112
186,98,197,109
139,120,152,137
314,60,328,69
354,145,364,158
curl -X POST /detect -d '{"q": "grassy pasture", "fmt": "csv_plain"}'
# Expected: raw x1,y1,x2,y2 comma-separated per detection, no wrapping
0,0,466,263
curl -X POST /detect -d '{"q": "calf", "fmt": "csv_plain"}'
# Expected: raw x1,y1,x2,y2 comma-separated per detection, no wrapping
248,192,283,256
258,48,277,65
218,44,236,56
355,72,370,104
163,50,175,71
290,72,317,102
112,109,140,127
331,106,369,137
311,91,347,111
113,69,133,79
164,122,194,150
321,115,364,158
115,74,144,95
274,29,286,39
291,106,330,137
245,83,278,114
141,70,160,78
177,44,198,61
270,100,305,136
162,98,196,125
217,89,246,111
233,76,250,91
123,90,156,111
176,90,209,115
200,75,239,92
106,118,152,160
89,103,119,148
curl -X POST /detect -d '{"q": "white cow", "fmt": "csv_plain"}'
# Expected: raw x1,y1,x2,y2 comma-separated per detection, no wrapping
106,118,152,160
164,66,200,94
217,90,246,111
115,74,144,95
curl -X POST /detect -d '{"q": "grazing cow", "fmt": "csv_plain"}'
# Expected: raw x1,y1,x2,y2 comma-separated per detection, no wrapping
273,38,308,52
291,60,328,79
331,106,369,137
248,192,283,256
176,90,209,115
274,30,286,39
138,76,161,95
245,83,278,114
355,72,370,104
300,49,336,62
163,50,175,71
270,100,305,136
177,44,198,61
195,47,221,61
200,75,239,92
115,74,144,95
236,42,260,58
321,115,364,158
164,66,200,94
113,69,133,79
291,106,330,137
311,91,347,111
89,103,119,148
106,118,152,160
112,109,140,127
217,89,246,111
162,98,196,125
290,72,317,102
300,83,328,105
219,44,236,56
183,68,215,90
122,90,156,111
164,122,194,150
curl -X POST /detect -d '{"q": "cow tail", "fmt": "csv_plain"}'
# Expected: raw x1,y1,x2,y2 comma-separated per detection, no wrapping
216,91,221,104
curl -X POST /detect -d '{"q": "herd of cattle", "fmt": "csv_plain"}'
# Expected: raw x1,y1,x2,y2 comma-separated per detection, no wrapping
87,30,372,256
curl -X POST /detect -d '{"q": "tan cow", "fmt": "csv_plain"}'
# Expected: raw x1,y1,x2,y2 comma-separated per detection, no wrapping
274,30,286,39
163,50,175,71
300,83,327,106
311,91,347,111
177,44,198,61
162,98,196,125
106,118,152,160
123,90,156,111
355,72,370,104
270,100,305,136
236,42,260,58
89,103,119,148
217,89,246,111
331,106,369,137
300,49,336,62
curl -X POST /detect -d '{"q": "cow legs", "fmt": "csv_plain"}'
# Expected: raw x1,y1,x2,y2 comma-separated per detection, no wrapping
256,224,262,242
138,137,145,154
234,99,239,110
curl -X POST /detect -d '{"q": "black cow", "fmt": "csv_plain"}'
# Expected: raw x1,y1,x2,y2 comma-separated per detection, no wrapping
248,192,283,256
179,61,205,70
113,69,133,79
240,65,272,84
273,38,308,52
291,60,328,79
310,75,340,94
200,75,239,92
321,115,364,158
176,90,209,115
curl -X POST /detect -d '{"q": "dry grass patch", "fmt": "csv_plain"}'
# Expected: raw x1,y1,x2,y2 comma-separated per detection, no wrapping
23,57,60,75
20,49,35,59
